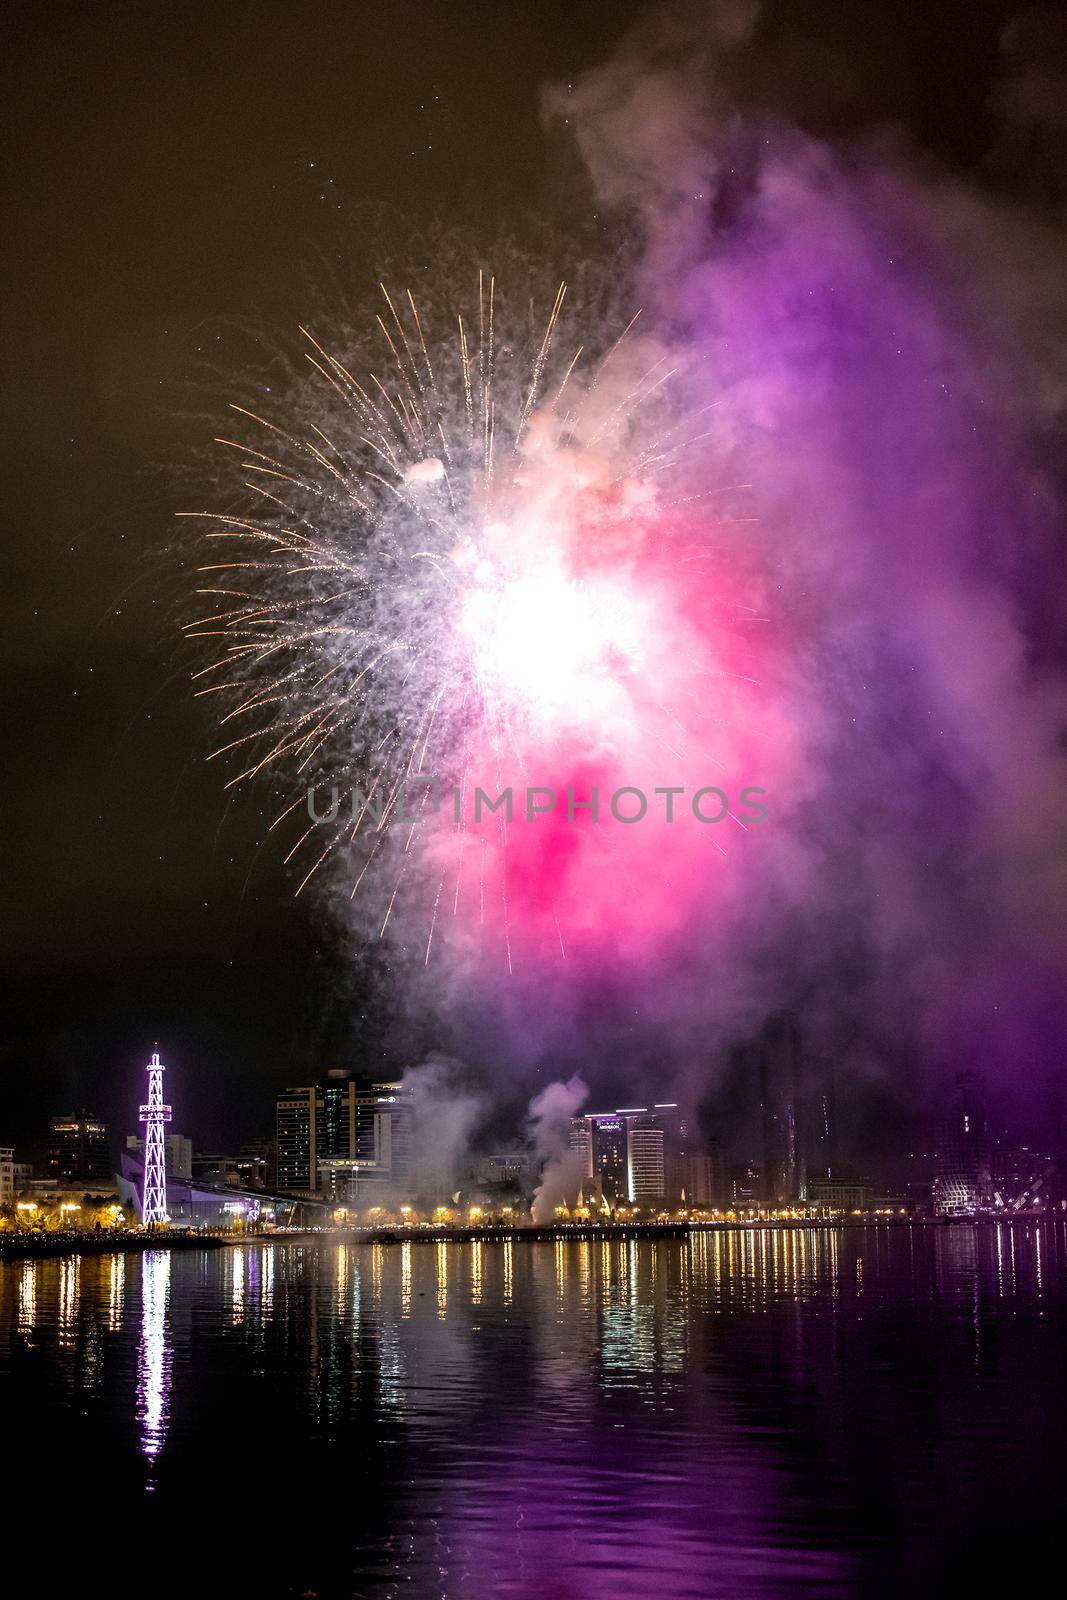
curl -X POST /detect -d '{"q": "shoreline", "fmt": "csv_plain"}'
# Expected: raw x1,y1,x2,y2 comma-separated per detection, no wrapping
0,1232,229,1262
2,1213,1059,1260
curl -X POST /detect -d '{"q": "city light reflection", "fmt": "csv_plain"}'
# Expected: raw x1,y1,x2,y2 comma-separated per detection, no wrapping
401,1240,412,1318
137,1250,172,1474
436,1240,448,1320
58,1255,80,1347
107,1252,125,1332
470,1238,483,1306
17,1261,36,1335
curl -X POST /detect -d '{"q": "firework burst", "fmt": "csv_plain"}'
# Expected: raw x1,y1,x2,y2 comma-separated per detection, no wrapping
185,273,761,970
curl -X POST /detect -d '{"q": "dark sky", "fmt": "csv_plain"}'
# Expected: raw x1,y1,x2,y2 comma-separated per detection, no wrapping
0,0,1025,1154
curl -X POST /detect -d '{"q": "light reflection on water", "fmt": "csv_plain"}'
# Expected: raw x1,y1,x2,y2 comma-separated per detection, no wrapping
1,1224,1065,1598
136,1249,171,1472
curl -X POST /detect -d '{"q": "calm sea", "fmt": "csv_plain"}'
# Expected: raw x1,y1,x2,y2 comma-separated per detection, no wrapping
2,1226,1065,1598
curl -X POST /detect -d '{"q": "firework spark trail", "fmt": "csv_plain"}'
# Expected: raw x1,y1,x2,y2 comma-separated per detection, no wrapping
187,275,761,969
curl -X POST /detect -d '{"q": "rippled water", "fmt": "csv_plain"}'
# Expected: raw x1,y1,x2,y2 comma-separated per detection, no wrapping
2,1226,1065,1598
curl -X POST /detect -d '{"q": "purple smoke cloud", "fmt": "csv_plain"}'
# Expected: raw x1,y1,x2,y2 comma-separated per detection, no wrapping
488,1,1067,1131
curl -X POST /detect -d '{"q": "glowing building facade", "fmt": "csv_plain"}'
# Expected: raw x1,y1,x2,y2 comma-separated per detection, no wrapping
276,1072,415,1201
318,1078,414,1202
275,1085,325,1193
570,1104,691,1205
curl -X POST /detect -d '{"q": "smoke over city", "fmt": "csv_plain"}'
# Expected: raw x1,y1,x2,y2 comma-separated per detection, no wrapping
527,1073,590,1220
402,1053,487,1199
414,0,1067,1142
185,2,1067,1164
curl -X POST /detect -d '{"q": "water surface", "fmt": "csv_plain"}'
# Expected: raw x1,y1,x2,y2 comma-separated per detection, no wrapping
2,1226,1064,1598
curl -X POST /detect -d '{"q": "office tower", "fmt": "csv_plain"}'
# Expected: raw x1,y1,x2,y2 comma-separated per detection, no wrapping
275,1085,325,1193
321,1068,356,1160
170,1133,193,1179
352,1078,412,1189
564,1112,630,1202
626,1114,666,1202
568,1105,687,1205
589,1114,628,1202
809,1063,837,1183
570,1116,593,1182
624,1104,687,1202
679,1147,721,1206
756,1015,804,1204
933,1069,991,1213
666,1107,718,1204
277,1071,418,1200
316,1078,415,1202
48,1111,112,1185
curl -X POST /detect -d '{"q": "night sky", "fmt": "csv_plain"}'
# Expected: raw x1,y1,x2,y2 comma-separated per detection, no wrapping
1,0,1057,1158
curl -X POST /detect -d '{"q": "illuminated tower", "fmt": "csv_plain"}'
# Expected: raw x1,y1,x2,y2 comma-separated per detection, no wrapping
140,1048,172,1227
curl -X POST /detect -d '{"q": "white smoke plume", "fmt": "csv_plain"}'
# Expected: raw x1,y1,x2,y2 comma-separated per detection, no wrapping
402,1052,487,1202
528,1073,589,1222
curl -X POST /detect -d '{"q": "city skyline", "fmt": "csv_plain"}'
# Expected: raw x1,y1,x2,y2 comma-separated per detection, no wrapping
5,1,1067,1194
5,1040,1062,1226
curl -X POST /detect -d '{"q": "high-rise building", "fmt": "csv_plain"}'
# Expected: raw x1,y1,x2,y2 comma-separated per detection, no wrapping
0,1146,14,1206
679,1147,722,1206
568,1112,627,1200
570,1116,593,1181
586,1114,628,1201
353,1078,412,1190
277,1072,417,1200
569,1105,690,1205
808,1063,837,1185
321,1069,357,1161
665,1107,714,1202
755,1015,804,1204
933,1070,991,1214
317,1077,414,1202
626,1115,666,1201
275,1085,325,1193
48,1112,111,1186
